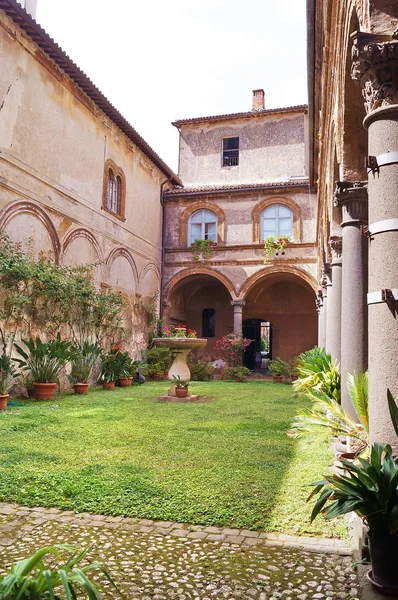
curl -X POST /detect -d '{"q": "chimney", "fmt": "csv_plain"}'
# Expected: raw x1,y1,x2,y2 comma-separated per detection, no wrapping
252,89,265,111
24,0,37,18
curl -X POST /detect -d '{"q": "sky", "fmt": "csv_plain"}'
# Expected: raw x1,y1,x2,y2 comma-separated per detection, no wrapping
35,0,308,172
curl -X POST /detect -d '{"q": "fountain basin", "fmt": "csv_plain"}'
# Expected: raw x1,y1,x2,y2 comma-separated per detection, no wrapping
152,337,207,395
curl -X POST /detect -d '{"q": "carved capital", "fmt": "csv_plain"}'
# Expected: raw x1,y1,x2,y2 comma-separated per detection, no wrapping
329,236,342,265
334,181,368,225
315,289,324,313
231,300,245,308
351,31,398,114
322,262,332,286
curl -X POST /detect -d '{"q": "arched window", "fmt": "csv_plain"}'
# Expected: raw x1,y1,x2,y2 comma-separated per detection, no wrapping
188,209,218,246
261,204,293,240
202,308,216,338
102,160,126,220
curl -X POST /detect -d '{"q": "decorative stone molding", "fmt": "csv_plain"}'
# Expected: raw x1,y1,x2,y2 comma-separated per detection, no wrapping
334,181,368,225
322,263,332,287
329,236,342,265
252,196,302,243
61,227,103,264
231,299,245,307
106,246,139,291
351,31,398,114
179,201,225,246
102,159,126,221
316,289,324,314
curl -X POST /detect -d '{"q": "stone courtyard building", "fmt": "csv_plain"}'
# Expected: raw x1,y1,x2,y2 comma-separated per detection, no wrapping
163,93,318,367
308,0,398,447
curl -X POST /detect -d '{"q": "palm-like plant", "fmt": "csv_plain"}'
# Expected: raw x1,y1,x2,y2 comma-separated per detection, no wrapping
68,341,102,385
0,544,121,599
0,354,18,395
293,347,340,402
347,371,368,431
14,334,76,384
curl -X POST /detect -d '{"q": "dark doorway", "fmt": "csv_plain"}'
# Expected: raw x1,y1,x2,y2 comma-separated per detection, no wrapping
243,319,272,371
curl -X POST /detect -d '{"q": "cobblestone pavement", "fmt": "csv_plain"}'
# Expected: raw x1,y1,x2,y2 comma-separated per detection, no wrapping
0,503,358,599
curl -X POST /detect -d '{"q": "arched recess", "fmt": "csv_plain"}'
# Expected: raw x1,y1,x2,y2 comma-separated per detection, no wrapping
252,196,302,243
239,265,318,300
106,247,139,295
61,228,104,287
179,201,226,246
340,6,368,180
0,200,61,263
139,262,161,298
165,267,236,301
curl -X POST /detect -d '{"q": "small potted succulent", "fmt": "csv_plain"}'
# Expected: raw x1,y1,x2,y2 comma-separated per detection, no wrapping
267,357,290,382
68,341,102,394
0,355,18,410
172,375,190,398
14,334,76,400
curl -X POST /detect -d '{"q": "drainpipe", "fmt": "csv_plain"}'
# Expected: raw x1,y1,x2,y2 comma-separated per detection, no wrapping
159,177,172,323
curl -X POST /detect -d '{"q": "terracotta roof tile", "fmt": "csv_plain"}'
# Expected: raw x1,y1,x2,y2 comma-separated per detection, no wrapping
172,105,308,127
165,180,310,196
0,0,181,185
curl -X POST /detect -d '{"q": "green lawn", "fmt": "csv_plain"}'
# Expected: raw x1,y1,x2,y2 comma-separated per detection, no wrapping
0,381,346,538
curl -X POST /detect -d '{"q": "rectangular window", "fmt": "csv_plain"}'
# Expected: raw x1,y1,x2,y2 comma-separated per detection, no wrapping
222,137,239,167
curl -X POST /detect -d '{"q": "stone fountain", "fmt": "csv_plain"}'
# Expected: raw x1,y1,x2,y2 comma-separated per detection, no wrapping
152,337,207,400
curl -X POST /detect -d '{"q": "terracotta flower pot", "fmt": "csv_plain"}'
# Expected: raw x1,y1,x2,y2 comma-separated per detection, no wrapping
119,377,133,387
175,387,189,398
0,394,9,411
33,382,57,401
102,381,115,390
272,376,283,383
73,383,89,395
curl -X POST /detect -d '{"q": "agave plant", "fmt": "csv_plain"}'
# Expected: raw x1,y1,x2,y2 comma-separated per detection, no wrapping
14,334,76,384
0,544,121,599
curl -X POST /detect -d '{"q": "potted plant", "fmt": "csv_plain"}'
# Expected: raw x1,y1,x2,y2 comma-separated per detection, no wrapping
0,355,18,410
68,341,102,394
268,357,290,382
100,349,125,390
14,334,76,400
308,389,398,594
118,352,135,387
172,375,190,398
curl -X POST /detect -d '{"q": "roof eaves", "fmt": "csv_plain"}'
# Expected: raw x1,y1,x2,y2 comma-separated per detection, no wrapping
0,0,181,185
172,105,308,127
164,180,310,197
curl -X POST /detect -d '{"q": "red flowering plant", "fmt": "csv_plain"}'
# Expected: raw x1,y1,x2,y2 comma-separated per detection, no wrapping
214,333,252,367
161,325,197,339
263,235,291,263
191,239,217,262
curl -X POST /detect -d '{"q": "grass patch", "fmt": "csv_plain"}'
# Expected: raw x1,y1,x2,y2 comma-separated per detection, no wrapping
0,381,346,538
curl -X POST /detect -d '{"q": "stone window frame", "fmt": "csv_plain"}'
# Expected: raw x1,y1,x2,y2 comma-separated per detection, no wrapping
102,159,126,221
252,197,301,244
188,209,218,246
179,201,226,246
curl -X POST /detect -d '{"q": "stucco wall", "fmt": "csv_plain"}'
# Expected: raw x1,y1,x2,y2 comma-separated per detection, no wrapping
0,10,164,355
177,113,307,185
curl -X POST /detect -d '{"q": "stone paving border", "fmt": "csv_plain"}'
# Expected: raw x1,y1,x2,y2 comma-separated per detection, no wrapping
0,502,351,556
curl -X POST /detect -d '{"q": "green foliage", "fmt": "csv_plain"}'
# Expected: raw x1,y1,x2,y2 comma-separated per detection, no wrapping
100,349,129,383
141,347,171,380
293,346,340,402
288,388,368,447
263,235,290,263
308,442,398,538
68,341,102,385
187,356,214,381
172,375,189,388
267,357,290,377
347,372,369,432
387,389,398,438
0,544,119,600
0,354,18,395
191,239,216,262
225,366,251,382
14,334,76,384
0,232,125,355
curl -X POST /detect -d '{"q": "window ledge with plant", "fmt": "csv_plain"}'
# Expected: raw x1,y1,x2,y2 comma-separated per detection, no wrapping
191,239,217,262
263,236,292,263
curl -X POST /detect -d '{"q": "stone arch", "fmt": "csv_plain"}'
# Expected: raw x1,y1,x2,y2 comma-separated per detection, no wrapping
139,262,161,298
252,196,302,243
165,267,236,300
179,201,226,246
240,265,318,300
61,228,104,286
106,247,139,295
0,200,61,263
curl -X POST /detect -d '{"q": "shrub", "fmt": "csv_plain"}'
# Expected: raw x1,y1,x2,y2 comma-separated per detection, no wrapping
293,346,340,402
214,333,252,367
141,346,171,380
267,357,290,377
187,356,214,381
225,366,251,382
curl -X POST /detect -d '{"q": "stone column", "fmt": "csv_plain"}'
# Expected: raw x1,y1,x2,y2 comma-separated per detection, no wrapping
327,237,342,365
316,291,324,347
318,274,327,349
231,300,244,334
352,32,398,446
334,181,368,416
324,263,333,355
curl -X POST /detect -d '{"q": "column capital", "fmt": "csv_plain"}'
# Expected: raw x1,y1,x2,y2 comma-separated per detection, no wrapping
334,181,368,225
231,300,245,307
329,236,342,265
322,262,332,285
351,31,398,115
315,290,323,313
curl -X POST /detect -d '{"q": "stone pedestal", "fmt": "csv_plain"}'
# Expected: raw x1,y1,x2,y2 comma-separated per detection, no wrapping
231,300,244,334
334,181,368,416
152,337,207,397
352,32,398,447
328,237,342,365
